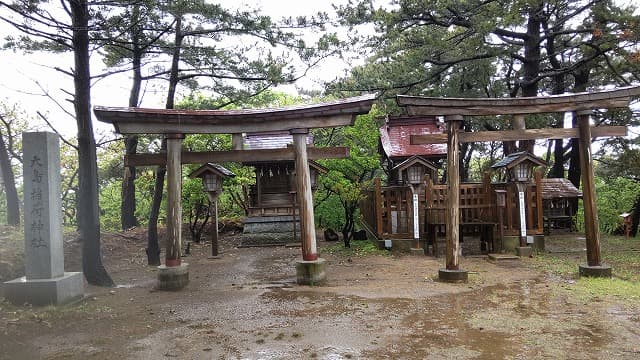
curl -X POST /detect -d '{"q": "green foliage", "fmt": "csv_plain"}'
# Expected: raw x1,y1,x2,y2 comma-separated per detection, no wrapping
98,181,121,231
315,193,344,231
575,176,640,234
134,168,165,225
313,107,383,236
322,240,389,257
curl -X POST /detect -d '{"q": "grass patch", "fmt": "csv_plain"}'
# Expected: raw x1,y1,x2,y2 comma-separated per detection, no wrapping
321,240,389,258
530,234,640,301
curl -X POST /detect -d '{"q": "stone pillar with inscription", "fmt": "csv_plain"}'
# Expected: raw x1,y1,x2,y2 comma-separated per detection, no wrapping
2,132,84,305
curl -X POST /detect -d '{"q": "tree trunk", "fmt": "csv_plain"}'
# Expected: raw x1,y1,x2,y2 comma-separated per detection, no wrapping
70,0,114,287
0,127,20,225
517,2,543,153
146,139,166,266
146,16,183,264
631,193,640,237
548,75,566,178
120,5,143,230
568,69,591,212
341,201,355,248
121,136,138,229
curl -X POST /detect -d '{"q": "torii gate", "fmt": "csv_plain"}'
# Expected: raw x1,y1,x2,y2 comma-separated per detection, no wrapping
398,86,640,282
94,94,375,288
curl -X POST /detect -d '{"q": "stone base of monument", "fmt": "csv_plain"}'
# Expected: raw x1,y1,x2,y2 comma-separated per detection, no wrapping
438,268,468,283
3,272,84,306
516,246,533,257
296,258,326,285
157,263,189,291
410,248,425,256
579,264,612,278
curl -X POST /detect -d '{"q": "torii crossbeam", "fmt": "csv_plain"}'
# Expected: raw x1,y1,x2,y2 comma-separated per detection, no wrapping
94,94,376,288
398,86,640,282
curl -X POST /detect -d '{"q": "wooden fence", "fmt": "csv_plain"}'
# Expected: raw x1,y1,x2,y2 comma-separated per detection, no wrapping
360,172,544,241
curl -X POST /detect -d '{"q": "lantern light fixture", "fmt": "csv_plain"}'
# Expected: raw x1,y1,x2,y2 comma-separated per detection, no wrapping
407,164,425,185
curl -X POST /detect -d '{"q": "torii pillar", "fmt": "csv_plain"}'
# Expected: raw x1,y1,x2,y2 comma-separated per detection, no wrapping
292,128,326,285
577,110,611,278
439,115,468,283
157,133,190,290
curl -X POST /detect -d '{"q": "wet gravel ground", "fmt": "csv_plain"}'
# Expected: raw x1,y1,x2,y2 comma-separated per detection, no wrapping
1,235,639,359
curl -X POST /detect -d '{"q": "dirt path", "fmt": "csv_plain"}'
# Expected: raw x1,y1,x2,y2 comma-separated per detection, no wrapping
1,234,639,359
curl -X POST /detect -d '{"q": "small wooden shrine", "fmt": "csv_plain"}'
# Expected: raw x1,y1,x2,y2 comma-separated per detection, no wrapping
242,131,327,245
379,116,446,184
540,178,582,233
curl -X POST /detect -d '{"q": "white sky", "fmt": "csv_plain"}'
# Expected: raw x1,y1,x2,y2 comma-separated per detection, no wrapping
0,0,353,136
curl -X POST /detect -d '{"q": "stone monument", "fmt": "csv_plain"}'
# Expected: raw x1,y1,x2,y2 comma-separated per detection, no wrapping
2,132,84,305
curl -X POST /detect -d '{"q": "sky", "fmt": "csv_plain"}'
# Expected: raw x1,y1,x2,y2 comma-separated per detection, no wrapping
0,0,353,136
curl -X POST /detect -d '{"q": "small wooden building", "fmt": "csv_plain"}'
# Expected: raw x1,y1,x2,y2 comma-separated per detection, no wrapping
242,131,327,245
540,178,582,233
379,116,447,184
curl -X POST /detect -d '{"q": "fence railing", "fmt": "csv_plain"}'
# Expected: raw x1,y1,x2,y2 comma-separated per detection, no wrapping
360,172,544,240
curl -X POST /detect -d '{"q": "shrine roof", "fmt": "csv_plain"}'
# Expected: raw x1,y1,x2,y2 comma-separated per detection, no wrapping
244,131,312,150
541,178,582,199
94,94,376,134
379,116,447,159
491,151,547,169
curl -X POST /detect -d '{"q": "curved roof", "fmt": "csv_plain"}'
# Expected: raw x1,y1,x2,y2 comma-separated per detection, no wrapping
94,94,376,134
379,116,447,159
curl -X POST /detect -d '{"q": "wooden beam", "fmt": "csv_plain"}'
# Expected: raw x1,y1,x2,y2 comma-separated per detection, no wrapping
410,126,627,145
94,94,376,135
112,114,358,134
124,147,350,166
398,86,640,116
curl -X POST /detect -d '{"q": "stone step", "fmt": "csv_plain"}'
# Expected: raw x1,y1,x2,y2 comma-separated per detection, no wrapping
487,253,520,261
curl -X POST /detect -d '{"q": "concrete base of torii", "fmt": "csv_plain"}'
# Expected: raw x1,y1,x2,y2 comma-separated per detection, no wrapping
296,258,326,286
579,264,612,278
157,263,190,291
438,268,468,283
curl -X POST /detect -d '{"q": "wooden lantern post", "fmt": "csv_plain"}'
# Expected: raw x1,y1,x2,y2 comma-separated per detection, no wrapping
188,164,235,258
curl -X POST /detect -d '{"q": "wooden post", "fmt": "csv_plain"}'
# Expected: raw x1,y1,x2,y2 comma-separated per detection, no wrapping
292,129,318,261
231,133,243,150
374,177,383,238
291,191,298,242
535,170,544,232
211,199,219,257
409,185,420,250
165,134,184,266
577,110,602,267
446,115,463,270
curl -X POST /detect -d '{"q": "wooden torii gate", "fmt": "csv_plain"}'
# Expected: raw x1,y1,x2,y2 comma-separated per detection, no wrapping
94,95,375,288
398,86,640,282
